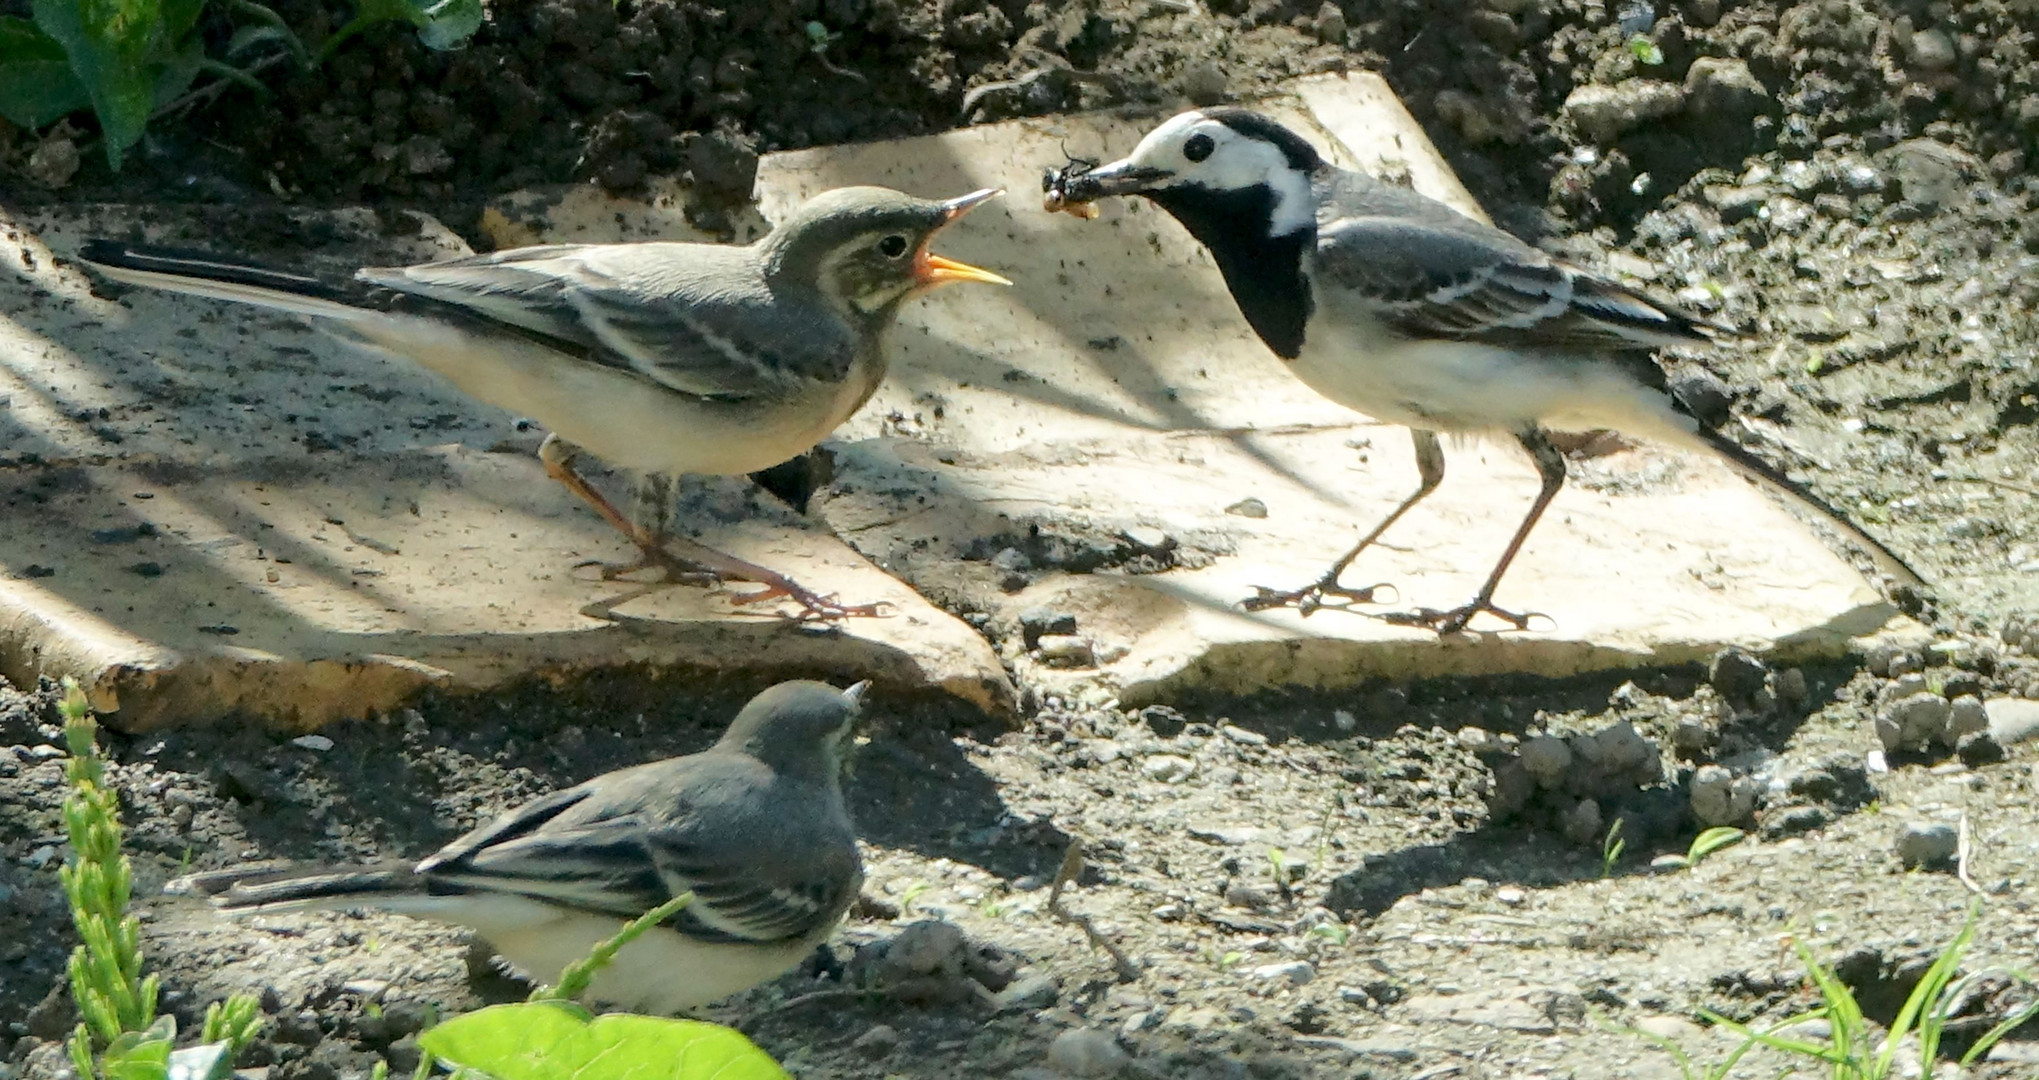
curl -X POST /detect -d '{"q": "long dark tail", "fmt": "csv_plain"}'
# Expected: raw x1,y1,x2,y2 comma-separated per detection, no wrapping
167,861,423,913
77,240,367,320
1696,427,1926,593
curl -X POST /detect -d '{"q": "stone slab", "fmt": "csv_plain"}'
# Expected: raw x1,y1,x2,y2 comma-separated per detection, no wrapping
0,209,1010,729
750,72,1904,700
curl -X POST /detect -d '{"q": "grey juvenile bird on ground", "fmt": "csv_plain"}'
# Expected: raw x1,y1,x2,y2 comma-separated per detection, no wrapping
1045,108,1922,633
81,187,1009,621
169,680,867,1014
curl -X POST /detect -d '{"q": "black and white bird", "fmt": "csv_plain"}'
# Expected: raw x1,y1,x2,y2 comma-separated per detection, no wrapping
81,187,1009,621
1046,108,1922,633
170,680,868,1014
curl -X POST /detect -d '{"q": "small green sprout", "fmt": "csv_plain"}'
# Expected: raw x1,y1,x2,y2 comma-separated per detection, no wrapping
897,880,933,914
1600,818,1626,878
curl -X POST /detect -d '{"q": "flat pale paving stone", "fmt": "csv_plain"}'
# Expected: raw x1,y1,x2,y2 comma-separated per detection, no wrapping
0,73,1906,725
0,204,1008,729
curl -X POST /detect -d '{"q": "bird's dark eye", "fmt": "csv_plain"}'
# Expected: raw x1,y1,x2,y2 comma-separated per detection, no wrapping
878,235,909,258
1183,133,1215,162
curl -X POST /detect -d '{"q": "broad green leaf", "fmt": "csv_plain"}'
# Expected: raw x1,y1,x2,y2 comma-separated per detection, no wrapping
160,0,204,40
415,0,482,50
0,16,90,127
419,1003,791,1080
31,0,166,169
101,1029,173,1080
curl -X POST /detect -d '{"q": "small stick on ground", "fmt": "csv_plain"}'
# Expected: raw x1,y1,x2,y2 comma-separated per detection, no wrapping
1049,842,1139,982
1956,812,1982,895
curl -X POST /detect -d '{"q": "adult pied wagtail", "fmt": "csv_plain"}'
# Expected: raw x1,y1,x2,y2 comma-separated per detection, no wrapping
82,187,1009,621
170,680,867,1014
1045,108,1922,633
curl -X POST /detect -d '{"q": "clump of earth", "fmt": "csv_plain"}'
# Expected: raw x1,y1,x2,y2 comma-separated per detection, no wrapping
3,0,2039,1077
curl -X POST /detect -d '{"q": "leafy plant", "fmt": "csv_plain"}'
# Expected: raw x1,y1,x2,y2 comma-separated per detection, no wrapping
57,677,262,1080
0,0,484,172
1628,904,2039,1078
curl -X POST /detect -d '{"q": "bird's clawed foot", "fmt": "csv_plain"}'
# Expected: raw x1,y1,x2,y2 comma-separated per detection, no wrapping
1379,598,1555,636
1239,576,1397,616
723,574,890,623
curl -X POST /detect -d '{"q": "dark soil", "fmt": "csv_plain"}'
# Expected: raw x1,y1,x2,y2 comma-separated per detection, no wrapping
4,0,2039,1077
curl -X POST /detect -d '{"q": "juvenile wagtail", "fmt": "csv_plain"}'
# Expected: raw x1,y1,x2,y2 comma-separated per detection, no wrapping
169,680,867,1014
81,187,1009,621
1044,108,1922,634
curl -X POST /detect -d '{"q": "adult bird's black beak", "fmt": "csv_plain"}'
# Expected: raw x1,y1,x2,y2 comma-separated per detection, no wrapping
1062,159,1174,201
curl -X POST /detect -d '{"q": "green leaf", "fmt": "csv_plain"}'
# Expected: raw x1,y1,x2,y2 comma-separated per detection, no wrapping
414,0,482,51
0,16,91,127
419,1003,791,1080
31,0,166,169
1627,33,1663,65
102,1017,175,1080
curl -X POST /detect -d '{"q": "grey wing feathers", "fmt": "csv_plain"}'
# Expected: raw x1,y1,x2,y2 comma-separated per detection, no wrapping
360,243,855,401
414,758,855,944
1313,178,1719,352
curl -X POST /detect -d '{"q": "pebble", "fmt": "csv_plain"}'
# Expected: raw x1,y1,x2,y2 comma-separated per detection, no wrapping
1337,985,1371,1005
1177,61,1227,106
1894,822,1958,869
1947,696,1989,741
1122,526,1170,553
1876,692,1951,752
1333,709,1358,733
1142,755,1195,783
26,744,63,760
1019,607,1077,646
994,973,1060,1011
1564,80,1686,143
852,1024,900,1059
1046,1027,1131,1078
1519,735,1572,788
1494,886,1526,906
24,846,57,869
1219,724,1267,746
1984,698,2039,745
1251,961,1315,985
290,734,335,752
1224,497,1268,518
1763,805,1831,837
1635,1015,1705,1040
1907,28,1957,70
1560,798,1603,846
1956,732,2006,767
1036,634,1095,667
1690,765,1757,827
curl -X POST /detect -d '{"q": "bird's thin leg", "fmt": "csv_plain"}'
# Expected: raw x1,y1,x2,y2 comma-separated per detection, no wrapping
538,436,886,622
1384,427,1563,635
1242,429,1445,616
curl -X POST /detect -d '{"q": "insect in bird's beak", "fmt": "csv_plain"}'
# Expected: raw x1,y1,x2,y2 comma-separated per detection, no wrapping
915,188,1012,288
1043,157,1170,215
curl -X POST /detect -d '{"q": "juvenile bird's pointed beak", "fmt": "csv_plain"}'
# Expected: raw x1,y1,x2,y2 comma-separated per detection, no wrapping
841,680,871,709
915,188,1012,288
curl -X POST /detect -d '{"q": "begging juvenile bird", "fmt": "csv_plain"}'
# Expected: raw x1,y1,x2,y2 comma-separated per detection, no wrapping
81,187,1009,621
169,680,868,1014
1044,108,1922,634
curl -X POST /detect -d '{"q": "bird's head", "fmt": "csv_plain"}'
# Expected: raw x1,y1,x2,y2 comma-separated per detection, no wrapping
719,678,869,782
766,186,1010,320
1046,109,1325,239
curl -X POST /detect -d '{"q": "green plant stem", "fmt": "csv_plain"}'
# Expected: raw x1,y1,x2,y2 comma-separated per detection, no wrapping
533,893,695,1004
312,13,382,67
223,0,310,66
196,58,270,97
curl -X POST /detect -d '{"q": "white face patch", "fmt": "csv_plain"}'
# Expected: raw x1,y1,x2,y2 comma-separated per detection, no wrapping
1124,111,1317,238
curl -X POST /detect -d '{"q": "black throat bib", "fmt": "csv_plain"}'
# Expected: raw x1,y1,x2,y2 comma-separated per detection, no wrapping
1146,182,1313,360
